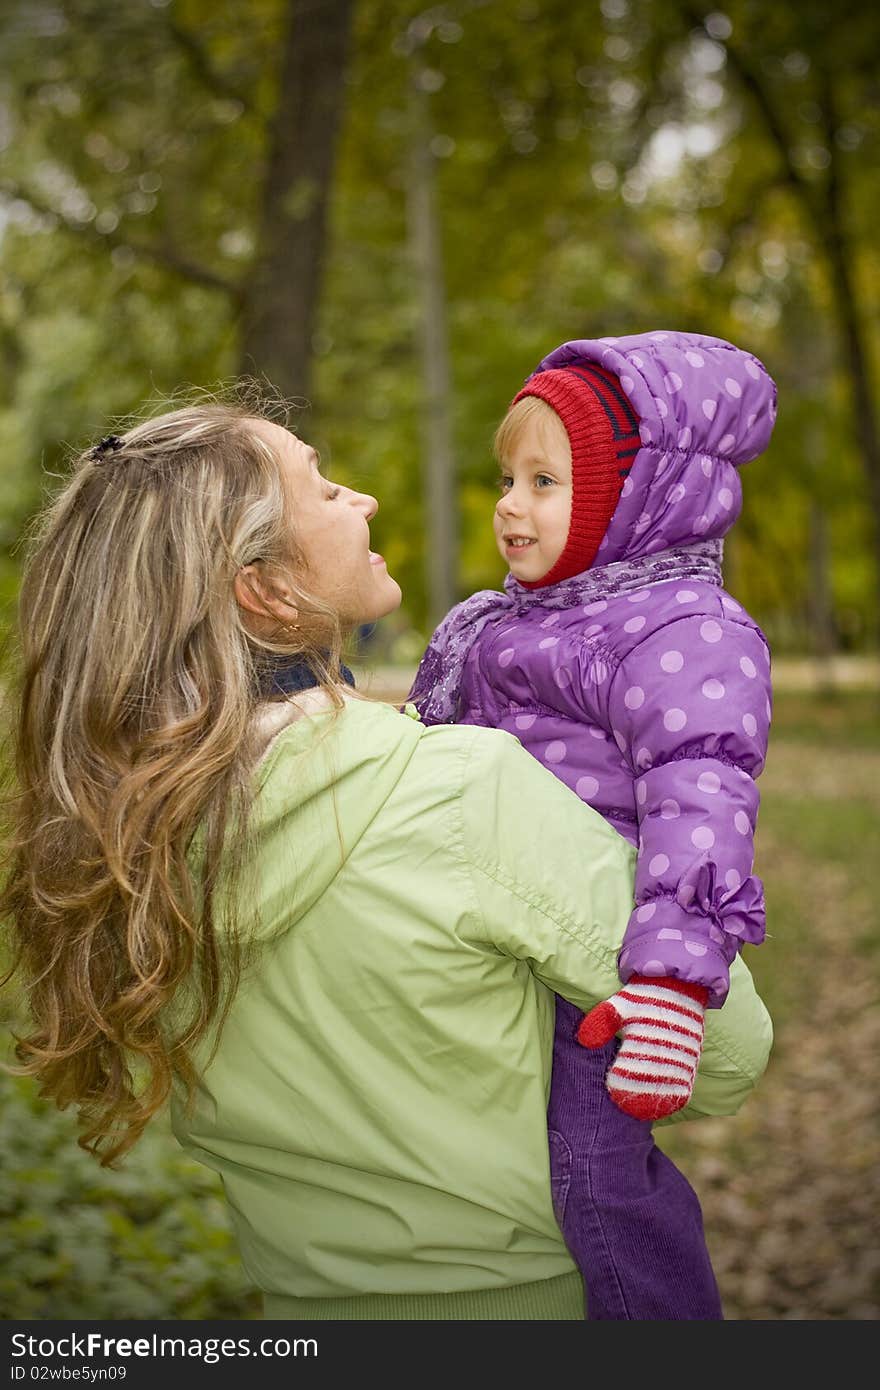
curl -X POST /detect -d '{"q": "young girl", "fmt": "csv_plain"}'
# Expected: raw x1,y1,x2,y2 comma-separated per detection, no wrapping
409,329,776,1319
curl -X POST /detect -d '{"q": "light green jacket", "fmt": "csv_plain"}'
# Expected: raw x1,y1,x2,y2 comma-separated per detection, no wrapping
172,692,772,1320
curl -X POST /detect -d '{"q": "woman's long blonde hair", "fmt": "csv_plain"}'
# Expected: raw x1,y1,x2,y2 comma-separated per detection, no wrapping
0,390,345,1165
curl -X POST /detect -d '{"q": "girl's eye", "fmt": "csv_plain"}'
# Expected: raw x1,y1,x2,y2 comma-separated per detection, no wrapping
535,474,555,488
497,476,512,492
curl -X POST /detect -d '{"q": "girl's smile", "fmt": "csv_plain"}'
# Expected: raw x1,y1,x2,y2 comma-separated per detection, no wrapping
493,412,572,583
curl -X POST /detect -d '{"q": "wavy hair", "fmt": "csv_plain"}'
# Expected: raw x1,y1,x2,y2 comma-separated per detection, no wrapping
0,389,346,1165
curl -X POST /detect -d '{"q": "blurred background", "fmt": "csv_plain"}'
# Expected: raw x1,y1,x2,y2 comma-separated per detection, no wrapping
0,0,877,1320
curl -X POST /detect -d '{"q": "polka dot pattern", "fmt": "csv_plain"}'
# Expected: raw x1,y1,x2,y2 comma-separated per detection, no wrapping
454,328,775,1002
664,708,687,732
576,775,599,799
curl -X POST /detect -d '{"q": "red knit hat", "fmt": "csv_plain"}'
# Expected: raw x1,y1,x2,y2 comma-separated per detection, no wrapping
512,361,641,588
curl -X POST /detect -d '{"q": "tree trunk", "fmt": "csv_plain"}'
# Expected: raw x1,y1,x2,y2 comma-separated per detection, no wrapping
802,60,880,635
816,153,880,630
407,61,457,629
697,11,880,631
808,498,837,696
240,0,354,401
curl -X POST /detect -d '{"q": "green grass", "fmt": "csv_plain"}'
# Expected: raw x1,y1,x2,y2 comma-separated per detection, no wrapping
769,687,880,747
749,695,879,1026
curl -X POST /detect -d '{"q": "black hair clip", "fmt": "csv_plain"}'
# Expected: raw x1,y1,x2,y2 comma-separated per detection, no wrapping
90,434,124,461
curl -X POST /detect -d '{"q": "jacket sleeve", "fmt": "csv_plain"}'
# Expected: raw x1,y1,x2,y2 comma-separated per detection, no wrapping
605,613,771,1007
459,727,772,1118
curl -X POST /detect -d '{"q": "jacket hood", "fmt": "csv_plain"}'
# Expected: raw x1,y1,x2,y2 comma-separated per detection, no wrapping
528,331,777,565
240,693,423,940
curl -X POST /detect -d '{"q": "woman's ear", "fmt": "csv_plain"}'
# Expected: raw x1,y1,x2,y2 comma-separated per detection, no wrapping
234,564,299,627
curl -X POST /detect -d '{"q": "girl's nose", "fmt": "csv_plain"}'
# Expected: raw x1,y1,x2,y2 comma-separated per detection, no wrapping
496,489,524,517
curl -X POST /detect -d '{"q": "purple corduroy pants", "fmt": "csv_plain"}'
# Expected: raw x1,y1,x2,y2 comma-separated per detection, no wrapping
547,997,724,1320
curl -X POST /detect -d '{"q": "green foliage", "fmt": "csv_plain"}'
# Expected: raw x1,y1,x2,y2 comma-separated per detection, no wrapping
0,1070,260,1320
1,0,878,639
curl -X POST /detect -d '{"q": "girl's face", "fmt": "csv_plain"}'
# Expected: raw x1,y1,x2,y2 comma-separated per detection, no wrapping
493,412,572,583
252,421,402,626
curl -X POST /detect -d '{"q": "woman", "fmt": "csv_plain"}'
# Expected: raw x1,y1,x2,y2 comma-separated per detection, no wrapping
1,397,772,1320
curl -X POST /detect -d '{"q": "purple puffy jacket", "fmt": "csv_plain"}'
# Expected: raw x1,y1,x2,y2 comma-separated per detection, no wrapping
412,331,776,1006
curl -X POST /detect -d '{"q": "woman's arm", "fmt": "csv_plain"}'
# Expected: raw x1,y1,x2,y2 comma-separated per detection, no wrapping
458,727,772,1118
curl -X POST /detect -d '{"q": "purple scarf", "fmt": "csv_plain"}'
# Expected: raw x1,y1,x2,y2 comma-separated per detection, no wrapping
408,540,724,724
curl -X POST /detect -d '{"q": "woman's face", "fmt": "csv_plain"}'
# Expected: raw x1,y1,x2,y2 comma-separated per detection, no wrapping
252,420,402,626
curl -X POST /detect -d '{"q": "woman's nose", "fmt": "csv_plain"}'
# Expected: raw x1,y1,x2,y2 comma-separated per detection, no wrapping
355,489,378,521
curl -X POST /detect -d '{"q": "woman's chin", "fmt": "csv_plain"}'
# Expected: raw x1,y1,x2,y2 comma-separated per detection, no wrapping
379,575,403,616
354,576,403,626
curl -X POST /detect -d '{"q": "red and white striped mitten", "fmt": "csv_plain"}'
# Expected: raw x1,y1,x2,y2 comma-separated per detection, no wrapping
576,975,709,1121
